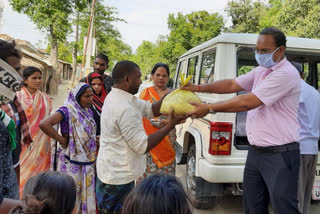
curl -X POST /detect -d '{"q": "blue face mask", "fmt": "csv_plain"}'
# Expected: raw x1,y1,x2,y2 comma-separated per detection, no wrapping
255,47,280,68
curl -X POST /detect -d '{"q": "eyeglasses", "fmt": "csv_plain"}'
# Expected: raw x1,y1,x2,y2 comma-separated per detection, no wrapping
254,47,280,54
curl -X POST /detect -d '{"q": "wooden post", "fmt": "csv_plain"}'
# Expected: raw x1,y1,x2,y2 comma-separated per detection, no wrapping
79,0,96,79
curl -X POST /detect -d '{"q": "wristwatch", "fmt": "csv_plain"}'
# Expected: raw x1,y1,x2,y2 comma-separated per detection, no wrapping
208,104,216,114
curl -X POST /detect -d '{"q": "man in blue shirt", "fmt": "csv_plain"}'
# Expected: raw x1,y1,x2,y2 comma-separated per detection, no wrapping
292,62,320,214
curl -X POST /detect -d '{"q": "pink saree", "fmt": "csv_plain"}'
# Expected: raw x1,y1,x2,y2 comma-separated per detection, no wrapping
17,87,52,196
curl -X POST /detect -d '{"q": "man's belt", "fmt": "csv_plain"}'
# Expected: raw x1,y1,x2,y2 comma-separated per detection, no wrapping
250,142,299,153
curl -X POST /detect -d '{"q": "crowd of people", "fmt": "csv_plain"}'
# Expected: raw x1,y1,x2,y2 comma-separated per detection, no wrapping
0,26,319,214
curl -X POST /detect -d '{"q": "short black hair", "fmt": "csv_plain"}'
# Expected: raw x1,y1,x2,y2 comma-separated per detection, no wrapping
151,63,170,76
95,54,109,65
0,39,22,62
23,66,42,80
259,27,287,48
112,60,140,84
12,171,77,214
122,174,193,214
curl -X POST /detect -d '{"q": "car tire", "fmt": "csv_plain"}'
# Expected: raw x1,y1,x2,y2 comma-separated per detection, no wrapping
186,144,216,209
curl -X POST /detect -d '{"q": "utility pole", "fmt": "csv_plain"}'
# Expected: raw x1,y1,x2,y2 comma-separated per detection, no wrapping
79,0,96,79
70,9,80,88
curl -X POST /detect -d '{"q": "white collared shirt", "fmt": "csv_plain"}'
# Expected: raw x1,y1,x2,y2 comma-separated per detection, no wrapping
97,87,154,185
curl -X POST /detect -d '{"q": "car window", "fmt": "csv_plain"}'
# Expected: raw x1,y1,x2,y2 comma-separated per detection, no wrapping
286,52,320,89
200,51,216,85
175,60,187,88
187,56,199,84
235,47,258,149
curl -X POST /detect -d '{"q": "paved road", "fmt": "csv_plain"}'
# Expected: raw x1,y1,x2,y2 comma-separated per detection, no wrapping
176,164,320,213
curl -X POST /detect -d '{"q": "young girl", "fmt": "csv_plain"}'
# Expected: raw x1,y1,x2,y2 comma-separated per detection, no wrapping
10,171,77,214
85,72,107,137
39,83,97,214
122,174,193,214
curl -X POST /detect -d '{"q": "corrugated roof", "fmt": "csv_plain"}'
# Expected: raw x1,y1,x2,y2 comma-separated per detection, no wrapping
21,48,52,67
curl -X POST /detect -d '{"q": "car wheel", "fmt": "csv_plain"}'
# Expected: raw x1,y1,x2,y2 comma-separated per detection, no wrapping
186,144,216,209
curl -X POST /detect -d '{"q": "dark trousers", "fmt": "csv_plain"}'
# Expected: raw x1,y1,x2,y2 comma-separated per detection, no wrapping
243,145,301,214
96,176,134,214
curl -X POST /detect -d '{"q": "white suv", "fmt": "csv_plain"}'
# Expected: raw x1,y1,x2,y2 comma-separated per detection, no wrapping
173,33,320,209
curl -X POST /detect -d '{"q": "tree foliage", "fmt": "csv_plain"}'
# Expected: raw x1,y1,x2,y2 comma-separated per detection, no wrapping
133,11,224,78
226,0,269,33
9,0,89,94
276,0,320,38
226,0,320,39
46,42,73,63
131,41,159,78
166,11,224,65
9,0,88,49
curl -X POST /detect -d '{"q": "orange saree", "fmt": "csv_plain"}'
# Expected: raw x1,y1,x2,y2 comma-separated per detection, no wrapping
139,86,175,168
17,87,52,196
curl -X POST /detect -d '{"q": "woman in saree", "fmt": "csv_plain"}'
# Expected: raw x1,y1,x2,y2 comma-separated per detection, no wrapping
39,83,97,214
137,63,176,182
16,66,52,195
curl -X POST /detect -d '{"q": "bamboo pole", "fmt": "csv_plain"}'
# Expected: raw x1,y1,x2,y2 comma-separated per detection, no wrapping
79,0,96,79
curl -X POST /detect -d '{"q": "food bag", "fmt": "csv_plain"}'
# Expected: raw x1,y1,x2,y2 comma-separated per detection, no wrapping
160,74,201,115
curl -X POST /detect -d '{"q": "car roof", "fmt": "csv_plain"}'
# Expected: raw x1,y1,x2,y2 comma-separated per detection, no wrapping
180,33,320,58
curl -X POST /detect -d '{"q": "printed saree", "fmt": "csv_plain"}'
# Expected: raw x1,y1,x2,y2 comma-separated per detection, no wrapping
54,83,97,214
17,87,52,195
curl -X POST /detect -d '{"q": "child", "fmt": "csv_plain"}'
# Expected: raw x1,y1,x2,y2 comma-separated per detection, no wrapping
122,174,193,214
10,171,76,214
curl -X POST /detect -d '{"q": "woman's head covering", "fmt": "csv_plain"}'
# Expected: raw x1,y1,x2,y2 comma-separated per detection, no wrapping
65,82,90,107
63,82,96,163
85,72,107,112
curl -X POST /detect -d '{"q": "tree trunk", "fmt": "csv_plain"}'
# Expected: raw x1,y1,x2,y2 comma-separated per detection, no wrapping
48,25,60,95
70,10,80,88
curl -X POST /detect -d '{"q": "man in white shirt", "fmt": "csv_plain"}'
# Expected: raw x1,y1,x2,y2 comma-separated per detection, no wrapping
96,60,186,214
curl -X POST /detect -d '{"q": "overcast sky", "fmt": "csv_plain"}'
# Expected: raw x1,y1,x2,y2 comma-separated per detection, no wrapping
1,0,230,52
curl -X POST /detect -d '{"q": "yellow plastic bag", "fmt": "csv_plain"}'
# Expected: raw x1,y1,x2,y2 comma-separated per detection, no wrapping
160,74,201,115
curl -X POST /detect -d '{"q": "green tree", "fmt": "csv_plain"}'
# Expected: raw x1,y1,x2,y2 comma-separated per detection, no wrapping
9,0,88,94
226,0,320,39
226,0,269,33
46,41,73,63
132,11,224,78
131,41,158,78
276,0,320,38
258,0,282,29
164,11,224,71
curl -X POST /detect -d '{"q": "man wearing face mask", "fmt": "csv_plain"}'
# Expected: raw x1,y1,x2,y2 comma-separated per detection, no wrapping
182,27,301,213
